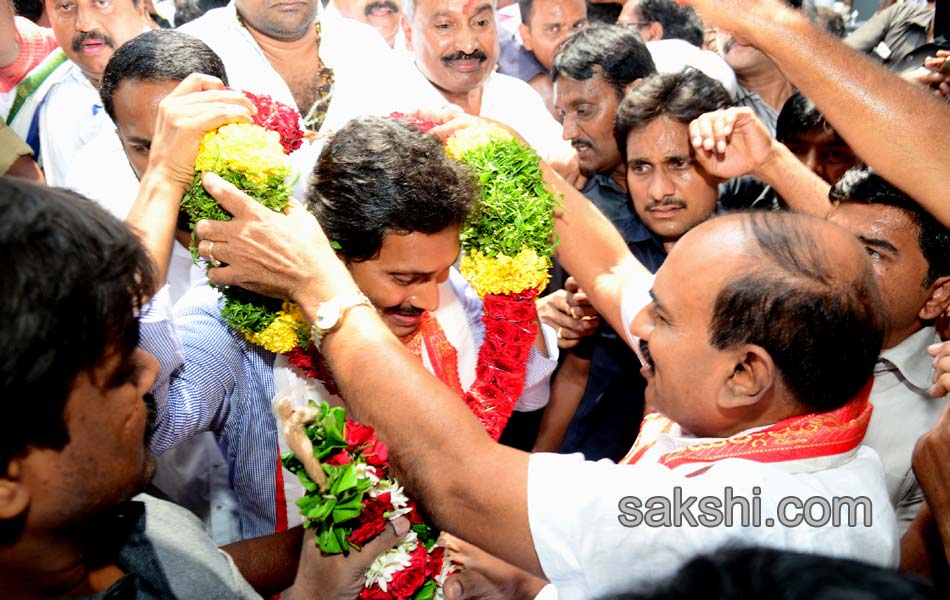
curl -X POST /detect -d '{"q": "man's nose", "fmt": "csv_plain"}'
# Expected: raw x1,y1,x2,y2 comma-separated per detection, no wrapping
411,281,440,313
74,4,101,32
648,170,676,201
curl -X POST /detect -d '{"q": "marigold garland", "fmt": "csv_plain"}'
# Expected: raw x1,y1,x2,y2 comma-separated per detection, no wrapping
180,92,309,351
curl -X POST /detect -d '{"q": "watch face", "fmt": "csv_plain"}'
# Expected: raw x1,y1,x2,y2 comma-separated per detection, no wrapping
315,301,341,330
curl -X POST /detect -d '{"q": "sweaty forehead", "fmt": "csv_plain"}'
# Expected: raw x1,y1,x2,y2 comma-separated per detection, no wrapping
113,79,177,133
626,117,691,159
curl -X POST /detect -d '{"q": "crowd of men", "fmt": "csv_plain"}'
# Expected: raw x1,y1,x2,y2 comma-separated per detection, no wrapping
2,0,950,597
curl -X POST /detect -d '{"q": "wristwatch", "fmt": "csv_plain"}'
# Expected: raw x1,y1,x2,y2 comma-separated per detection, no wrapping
310,291,373,350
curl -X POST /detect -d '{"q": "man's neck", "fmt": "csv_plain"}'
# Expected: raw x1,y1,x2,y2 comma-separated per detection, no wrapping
246,24,318,65
0,536,91,599
607,162,628,194
427,73,485,116
737,63,794,112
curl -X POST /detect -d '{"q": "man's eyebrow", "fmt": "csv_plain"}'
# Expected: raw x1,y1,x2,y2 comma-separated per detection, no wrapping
125,136,152,147
857,235,898,255
388,269,436,276
648,289,666,312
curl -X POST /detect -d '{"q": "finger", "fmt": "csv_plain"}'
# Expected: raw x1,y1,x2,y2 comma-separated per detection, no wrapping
564,276,580,293
408,107,455,125
443,570,496,600
570,290,594,307
713,111,732,154
356,517,411,568
928,341,945,358
200,172,270,220
696,114,716,151
166,72,227,97
689,118,703,150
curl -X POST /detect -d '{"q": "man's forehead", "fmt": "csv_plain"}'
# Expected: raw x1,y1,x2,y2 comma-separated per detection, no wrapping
417,0,493,16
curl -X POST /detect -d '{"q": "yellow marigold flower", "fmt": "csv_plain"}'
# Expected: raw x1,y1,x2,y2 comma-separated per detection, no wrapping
195,123,290,186
445,122,513,160
244,303,308,353
461,247,551,298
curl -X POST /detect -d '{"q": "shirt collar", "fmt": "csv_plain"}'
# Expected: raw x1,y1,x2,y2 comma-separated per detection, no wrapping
878,326,938,392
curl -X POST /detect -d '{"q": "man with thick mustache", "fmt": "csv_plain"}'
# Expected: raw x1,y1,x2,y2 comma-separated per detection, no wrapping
34,0,152,185
401,0,574,165
330,0,402,47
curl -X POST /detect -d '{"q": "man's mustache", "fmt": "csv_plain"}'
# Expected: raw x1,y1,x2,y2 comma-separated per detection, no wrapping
72,30,116,53
646,197,686,211
144,392,157,445
442,50,488,64
384,304,424,317
364,0,399,16
639,338,654,369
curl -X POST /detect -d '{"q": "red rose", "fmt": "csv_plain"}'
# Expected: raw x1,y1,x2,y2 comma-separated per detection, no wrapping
363,437,390,468
388,545,429,599
325,450,351,466
348,496,394,547
346,421,376,447
427,546,445,579
359,585,391,600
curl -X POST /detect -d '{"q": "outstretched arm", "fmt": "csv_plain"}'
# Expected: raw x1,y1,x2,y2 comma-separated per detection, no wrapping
680,0,950,226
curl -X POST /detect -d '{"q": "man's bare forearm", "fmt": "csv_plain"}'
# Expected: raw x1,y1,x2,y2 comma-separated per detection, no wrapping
733,6,950,226
298,299,543,575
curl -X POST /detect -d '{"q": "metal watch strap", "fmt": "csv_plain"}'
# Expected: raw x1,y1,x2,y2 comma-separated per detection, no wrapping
310,291,372,351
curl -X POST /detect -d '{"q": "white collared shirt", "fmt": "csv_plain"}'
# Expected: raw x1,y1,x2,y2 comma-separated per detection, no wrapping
866,326,945,533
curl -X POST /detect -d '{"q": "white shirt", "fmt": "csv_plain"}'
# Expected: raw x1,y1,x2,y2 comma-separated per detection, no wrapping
37,63,113,186
529,444,897,599
646,39,739,100
404,60,573,161
274,268,558,527
179,1,416,198
866,326,945,533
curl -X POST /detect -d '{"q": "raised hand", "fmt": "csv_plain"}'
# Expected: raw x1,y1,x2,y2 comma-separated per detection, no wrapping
689,107,774,180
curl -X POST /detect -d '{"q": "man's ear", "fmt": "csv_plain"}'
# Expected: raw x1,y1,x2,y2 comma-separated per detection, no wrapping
719,344,775,409
623,78,644,95
519,23,534,52
402,14,414,50
646,22,663,41
920,276,950,321
0,460,30,521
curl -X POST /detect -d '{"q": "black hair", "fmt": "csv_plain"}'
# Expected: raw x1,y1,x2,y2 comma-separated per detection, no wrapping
614,68,732,162
99,29,228,122
708,212,883,413
0,178,155,475
517,0,533,23
636,0,704,47
831,167,950,287
174,0,230,25
12,0,43,22
551,24,656,99
307,117,476,262
775,92,828,144
606,546,938,600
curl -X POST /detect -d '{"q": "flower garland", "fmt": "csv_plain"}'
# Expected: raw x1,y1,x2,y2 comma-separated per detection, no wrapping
180,91,311,352
280,401,450,600
183,102,557,598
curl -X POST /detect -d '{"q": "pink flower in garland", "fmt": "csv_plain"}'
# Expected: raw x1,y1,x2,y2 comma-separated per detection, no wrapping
349,493,395,547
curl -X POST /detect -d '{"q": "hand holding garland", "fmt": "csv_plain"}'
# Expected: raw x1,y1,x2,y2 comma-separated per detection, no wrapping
127,74,255,292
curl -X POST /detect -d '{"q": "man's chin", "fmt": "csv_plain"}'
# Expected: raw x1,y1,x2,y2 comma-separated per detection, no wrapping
384,314,423,339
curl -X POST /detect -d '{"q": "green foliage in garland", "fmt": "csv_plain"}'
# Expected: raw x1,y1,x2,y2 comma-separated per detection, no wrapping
458,138,559,260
